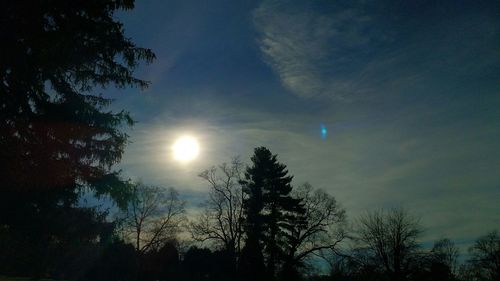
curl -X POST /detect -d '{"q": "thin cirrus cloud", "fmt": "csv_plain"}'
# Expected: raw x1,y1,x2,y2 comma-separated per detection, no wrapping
253,0,386,100
252,0,500,103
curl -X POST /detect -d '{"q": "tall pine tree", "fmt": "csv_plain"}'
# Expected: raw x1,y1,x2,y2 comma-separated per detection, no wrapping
0,0,154,278
241,147,304,280
239,148,267,281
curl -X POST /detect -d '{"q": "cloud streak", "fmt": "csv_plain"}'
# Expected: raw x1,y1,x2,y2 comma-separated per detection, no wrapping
253,0,384,100
253,0,500,103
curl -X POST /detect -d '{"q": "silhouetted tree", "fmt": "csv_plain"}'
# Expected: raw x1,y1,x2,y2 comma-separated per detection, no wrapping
0,192,120,279
239,149,267,281
1,0,154,196
181,247,213,281
431,238,459,276
180,246,237,281
354,208,422,281
240,147,305,280
0,1,153,277
281,183,347,279
190,157,246,268
412,245,457,281
140,240,180,281
326,255,355,281
238,236,268,281
464,230,500,281
85,238,138,281
413,261,456,281
121,183,185,254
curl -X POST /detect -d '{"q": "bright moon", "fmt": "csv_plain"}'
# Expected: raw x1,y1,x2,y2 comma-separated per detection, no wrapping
172,136,200,162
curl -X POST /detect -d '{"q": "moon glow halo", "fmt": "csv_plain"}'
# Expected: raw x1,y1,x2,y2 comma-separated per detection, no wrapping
172,136,199,162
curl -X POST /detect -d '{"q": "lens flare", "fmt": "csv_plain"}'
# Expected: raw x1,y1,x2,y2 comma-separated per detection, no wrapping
320,124,327,140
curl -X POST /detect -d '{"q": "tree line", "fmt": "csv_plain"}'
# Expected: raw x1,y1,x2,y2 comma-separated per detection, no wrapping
4,145,498,281
1,1,498,280
91,148,497,281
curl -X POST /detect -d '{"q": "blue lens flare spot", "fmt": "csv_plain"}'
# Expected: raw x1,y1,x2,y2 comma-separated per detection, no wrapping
320,124,327,140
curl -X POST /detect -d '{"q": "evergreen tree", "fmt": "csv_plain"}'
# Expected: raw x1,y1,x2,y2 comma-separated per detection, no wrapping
239,148,267,281
0,0,154,197
0,0,154,278
241,147,305,280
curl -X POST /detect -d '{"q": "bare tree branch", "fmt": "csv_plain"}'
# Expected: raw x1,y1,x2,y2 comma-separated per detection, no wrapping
284,183,347,267
353,208,422,281
120,182,185,255
189,157,246,259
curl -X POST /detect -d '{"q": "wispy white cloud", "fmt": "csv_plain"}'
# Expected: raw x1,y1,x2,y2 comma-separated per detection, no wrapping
253,0,500,102
254,3,330,98
253,0,382,100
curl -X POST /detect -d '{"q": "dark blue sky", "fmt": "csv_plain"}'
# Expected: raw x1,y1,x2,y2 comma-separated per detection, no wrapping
103,0,499,247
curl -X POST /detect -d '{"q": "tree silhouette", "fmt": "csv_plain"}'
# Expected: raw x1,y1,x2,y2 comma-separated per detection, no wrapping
465,230,500,281
0,192,115,279
85,239,138,281
0,0,154,199
354,208,422,281
0,1,154,278
140,241,180,281
239,149,267,281
240,147,305,280
190,157,246,270
431,238,459,276
121,183,185,255
281,183,346,279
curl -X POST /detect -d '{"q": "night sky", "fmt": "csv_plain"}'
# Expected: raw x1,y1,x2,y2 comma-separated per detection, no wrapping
102,0,499,248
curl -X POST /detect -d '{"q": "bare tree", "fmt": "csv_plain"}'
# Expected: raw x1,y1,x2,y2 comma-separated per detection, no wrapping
283,183,347,269
189,158,246,258
121,182,185,255
355,208,422,281
431,238,459,275
466,230,500,281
